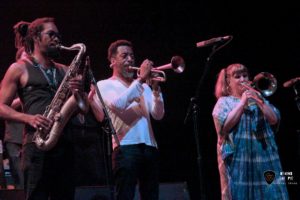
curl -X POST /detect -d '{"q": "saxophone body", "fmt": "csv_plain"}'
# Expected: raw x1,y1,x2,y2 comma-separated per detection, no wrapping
33,43,87,151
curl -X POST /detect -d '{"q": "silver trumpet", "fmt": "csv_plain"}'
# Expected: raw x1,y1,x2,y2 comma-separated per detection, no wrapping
241,72,277,97
129,55,185,82
241,72,277,106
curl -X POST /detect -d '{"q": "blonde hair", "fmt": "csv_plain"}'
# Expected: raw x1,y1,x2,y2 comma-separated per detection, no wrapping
214,63,248,99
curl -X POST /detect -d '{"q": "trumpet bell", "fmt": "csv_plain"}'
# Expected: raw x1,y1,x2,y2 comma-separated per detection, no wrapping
129,55,185,84
155,56,185,73
171,56,185,73
253,72,277,97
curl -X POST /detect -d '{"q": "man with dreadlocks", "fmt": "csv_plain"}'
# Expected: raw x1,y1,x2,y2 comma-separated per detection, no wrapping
0,17,84,200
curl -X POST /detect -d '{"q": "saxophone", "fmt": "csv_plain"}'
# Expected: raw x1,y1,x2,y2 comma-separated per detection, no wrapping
33,43,88,151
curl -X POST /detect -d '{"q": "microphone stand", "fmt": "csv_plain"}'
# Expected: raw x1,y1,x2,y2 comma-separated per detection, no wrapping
87,57,119,200
291,83,300,179
184,43,228,200
292,83,300,112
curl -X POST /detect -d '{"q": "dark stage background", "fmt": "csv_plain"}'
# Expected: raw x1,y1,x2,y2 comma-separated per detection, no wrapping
0,1,299,199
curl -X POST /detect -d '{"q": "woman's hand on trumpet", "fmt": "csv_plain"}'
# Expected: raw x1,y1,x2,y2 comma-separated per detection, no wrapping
240,82,263,105
241,89,264,107
241,86,278,124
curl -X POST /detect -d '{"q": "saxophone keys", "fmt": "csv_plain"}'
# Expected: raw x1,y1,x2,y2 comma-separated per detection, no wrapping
54,113,62,122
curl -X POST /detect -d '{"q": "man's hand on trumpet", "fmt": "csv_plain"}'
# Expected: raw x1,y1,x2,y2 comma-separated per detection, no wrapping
137,59,153,83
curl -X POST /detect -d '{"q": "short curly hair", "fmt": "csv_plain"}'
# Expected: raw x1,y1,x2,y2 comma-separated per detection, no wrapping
107,39,132,62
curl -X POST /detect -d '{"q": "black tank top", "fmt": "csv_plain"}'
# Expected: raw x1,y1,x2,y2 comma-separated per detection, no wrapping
18,59,65,134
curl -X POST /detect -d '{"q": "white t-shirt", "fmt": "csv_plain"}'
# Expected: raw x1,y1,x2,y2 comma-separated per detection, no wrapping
95,77,164,149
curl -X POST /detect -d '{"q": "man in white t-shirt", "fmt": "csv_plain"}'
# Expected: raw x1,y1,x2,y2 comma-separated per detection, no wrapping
91,39,164,200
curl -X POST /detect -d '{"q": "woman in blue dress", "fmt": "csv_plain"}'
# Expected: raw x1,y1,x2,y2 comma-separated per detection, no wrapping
212,63,289,200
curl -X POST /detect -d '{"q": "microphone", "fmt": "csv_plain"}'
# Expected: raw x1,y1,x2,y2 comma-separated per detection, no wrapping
196,35,233,48
283,77,300,88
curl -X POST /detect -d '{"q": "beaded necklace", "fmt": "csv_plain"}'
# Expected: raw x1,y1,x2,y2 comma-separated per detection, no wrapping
31,57,58,88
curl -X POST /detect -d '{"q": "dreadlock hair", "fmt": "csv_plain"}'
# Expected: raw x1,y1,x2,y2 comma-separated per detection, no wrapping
22,17,55,54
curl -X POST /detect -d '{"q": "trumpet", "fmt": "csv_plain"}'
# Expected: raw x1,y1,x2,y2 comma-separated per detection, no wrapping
241,72,277,97
129,55,185,82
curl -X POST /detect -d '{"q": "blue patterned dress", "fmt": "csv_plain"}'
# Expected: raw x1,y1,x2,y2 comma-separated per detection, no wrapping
212,96,289,200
